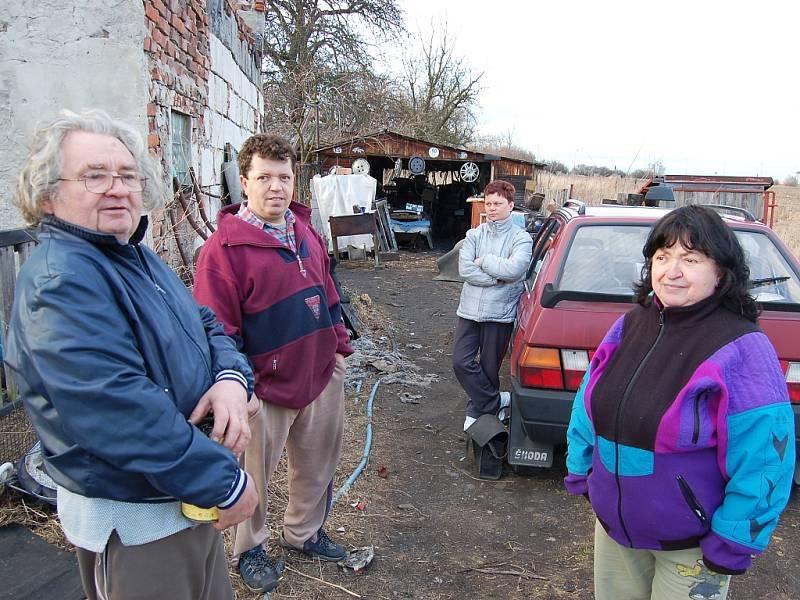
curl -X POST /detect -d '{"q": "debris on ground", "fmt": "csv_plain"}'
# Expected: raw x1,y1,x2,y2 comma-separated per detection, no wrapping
345,378,364,394
399,392,422,404
370,359,398,373
338,546,375,573
376,464,389,478
345,336,438,388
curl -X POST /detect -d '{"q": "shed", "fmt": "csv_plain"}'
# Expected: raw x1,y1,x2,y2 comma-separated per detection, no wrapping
313,131,540,245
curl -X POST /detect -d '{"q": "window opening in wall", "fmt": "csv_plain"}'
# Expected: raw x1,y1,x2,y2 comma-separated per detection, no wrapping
170,111,191,188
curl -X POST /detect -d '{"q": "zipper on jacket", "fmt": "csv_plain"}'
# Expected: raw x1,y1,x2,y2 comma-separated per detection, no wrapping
132,245,213,378
676,474,709,529
692,397,701,444
296,254,307,278
613,308,666,546
229,224,309,278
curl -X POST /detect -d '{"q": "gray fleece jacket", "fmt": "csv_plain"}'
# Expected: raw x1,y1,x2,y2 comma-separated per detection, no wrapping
456,216,533,323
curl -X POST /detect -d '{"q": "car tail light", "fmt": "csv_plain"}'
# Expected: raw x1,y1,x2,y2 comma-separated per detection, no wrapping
517,346,590,391
561,350,590,391
518,346,563,389
785,362,800,404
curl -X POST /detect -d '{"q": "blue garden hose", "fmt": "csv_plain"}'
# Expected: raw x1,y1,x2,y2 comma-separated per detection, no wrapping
332,377,383,506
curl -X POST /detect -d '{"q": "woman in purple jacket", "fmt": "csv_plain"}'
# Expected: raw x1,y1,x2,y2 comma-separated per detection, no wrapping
565,205,794,600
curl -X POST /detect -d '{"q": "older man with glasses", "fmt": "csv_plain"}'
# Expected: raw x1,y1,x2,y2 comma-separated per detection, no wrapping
4,109,259,600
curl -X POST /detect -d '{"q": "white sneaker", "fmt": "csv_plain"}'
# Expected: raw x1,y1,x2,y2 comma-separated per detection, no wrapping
498,391,511,421
463,415,477,432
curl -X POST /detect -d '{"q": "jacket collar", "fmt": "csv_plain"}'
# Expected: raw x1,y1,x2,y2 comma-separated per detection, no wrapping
41,214,148,245
218,201,311,245
486,215,514,233
651,292,723,327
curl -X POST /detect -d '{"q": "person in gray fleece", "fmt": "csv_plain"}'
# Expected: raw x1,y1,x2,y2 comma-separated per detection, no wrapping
453,179,533,431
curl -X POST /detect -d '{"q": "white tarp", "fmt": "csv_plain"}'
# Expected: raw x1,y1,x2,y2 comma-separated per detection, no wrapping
310,173,377,252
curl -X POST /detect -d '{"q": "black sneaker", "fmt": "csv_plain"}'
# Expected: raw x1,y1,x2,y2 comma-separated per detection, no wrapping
282,529,346,561
237,544,284,592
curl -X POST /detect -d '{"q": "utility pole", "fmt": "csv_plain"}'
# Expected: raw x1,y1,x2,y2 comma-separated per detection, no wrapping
315,98,320,175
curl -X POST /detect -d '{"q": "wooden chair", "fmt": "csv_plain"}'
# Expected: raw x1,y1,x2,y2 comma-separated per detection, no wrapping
328,213,380,266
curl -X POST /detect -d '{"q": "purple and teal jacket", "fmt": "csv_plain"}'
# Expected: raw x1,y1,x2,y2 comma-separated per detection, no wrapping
565,295,795,574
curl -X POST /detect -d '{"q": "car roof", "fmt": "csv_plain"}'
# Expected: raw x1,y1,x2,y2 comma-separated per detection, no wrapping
583,205,672,219
556,202,768,229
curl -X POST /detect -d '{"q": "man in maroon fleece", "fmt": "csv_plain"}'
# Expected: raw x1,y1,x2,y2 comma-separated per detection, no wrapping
193,134,354,593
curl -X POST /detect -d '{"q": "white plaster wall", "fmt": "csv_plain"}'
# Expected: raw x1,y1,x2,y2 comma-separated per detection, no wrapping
200,33,263,221
0,0,149,230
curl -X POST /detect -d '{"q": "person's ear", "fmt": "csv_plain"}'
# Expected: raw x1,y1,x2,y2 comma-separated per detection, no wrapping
239,175,249,199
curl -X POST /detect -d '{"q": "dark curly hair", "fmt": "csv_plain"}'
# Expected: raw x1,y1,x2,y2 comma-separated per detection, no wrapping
238,134,296,177
634,205,760,322
483,179,515,203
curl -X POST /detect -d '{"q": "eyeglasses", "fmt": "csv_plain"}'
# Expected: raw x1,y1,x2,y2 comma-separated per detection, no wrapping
56,172,146,194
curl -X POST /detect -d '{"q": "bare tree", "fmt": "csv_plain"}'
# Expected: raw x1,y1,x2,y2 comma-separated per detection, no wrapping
260,0,405,162
472,129,536,162
397,24,482,147
627,160,666,179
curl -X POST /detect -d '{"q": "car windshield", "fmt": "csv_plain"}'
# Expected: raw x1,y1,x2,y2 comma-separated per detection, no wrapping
558,225,650,295
735,230,800,303
556,224,800,304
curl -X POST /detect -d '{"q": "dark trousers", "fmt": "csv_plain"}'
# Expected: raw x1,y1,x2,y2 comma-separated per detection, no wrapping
452,317,514,418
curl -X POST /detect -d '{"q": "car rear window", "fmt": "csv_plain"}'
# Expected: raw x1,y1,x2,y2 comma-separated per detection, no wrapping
557,225,650,294
735,230,800,304
554,224,800,304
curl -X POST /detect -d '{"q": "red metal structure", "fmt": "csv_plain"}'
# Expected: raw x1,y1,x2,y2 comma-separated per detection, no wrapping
640,175,777,227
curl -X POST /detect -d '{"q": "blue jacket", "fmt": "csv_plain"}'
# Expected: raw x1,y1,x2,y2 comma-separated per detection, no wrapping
456,216,532,323
4,216,254,508
565,296,795,574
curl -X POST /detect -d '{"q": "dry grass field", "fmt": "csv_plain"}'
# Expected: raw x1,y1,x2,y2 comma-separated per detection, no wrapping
536,174,800,257
535,173,650,205
772,184,800,256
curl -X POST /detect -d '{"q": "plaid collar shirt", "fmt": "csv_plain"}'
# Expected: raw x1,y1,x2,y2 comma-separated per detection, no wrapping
237,203,297,252
236,203,307,277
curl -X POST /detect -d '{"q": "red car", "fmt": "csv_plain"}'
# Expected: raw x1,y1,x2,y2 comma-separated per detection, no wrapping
507,201,800,482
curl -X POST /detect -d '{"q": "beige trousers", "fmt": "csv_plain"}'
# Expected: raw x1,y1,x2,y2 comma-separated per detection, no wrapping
76,525,232,600
594,520,731,600
232,359,346,558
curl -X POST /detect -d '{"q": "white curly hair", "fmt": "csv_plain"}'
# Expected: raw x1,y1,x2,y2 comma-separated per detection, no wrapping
13,109,165,227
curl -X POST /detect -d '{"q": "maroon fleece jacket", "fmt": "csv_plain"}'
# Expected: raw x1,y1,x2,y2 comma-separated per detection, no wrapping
193,202,353,409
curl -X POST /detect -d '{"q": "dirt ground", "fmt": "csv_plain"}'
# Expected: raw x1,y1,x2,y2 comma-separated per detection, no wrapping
2,249,799,599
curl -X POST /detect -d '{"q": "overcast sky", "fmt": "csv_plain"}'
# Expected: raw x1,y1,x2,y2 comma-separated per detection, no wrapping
398,0,799,179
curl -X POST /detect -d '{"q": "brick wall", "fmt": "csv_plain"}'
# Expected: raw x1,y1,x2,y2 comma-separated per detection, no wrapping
142,0,263,266
143,0,210,170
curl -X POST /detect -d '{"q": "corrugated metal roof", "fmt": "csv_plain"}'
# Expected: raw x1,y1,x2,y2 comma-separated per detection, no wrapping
314,129,537,166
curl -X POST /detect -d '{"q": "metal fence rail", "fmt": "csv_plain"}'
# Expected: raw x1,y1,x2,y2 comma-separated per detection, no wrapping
0,228,38,464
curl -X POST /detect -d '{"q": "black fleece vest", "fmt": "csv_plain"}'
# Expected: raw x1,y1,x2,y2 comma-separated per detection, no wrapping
590,296,759,450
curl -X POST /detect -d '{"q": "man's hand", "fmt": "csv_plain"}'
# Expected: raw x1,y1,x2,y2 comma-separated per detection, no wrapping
190,380,250,456
335,353,347,370
214,473,258,531
246,393,261,420
473,257,483,267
